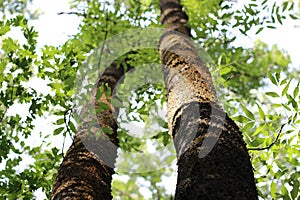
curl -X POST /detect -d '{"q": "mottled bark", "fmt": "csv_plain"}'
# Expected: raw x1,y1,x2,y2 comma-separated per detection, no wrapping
159,0,258,199
51,63,129,200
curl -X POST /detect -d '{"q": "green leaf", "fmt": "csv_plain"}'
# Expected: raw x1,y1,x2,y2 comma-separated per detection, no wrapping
288,2,294,11
255,27,263,34
68,121,77,133
242,121,255,132
102,127,113,135
241,104,255,120
232,115,251,123
56,118,64,125
289,14,298,20
267,72,277,85
282,80,291,96
271,181,277,198
163,132,171,146
54,127,64,135
275,72,281,82
282,103,291,111
281,185,289,196
280,78,287,86
291,180,299,199
48,82,63,94
266,92,280,98
157,117,167,128
0,22,11,36
276,14,282,25
96,88,103,99
96,102,109,112
282,2,288,12
253,123,264,136
219,66,232,75
257,104,265,121
2,38,19,52
290,98,298,110
293,82,299,98
105,83,112,96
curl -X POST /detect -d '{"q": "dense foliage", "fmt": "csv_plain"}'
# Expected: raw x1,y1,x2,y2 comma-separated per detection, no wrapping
0,0,299,199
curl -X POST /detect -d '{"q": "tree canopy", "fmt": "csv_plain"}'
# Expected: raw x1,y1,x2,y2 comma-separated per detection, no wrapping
0,0,299,199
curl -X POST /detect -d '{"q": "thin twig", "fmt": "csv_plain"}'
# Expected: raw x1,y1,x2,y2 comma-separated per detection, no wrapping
248,124,285,151
57,11,86,17
64,108,73,137
62,107,74,157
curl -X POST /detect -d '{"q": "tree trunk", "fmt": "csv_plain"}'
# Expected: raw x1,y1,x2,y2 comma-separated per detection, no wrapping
159,0,258,199
51,63,129,199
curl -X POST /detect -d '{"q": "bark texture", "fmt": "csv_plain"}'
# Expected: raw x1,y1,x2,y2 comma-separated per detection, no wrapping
159,0,258,199
51,63,129,200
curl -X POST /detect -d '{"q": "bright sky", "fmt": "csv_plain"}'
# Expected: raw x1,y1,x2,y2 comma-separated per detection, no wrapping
250,20,300,67
28,0,300,65
28,0,81,47
4,0,300,199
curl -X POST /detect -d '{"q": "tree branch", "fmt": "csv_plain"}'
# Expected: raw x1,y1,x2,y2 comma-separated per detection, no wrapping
248,124,285,151
57,11,86,17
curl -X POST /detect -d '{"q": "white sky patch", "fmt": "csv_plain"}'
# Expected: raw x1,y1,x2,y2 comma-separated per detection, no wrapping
28,0,81,47
233,0,300,67
258,21,300,66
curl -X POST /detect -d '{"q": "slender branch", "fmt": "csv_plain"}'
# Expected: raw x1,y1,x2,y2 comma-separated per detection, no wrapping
64,107,74,138
57,11,86,17
248,124,285,151
62,107,74,157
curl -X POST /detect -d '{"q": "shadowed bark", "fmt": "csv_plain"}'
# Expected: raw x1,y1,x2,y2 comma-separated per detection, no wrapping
159,0,258,199
51,62,130,200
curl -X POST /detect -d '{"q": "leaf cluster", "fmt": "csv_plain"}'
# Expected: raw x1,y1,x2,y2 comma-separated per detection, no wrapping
1,0,299,199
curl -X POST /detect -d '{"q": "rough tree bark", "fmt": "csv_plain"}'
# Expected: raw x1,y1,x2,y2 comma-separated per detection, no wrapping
159,0,258,199
51,62,129,199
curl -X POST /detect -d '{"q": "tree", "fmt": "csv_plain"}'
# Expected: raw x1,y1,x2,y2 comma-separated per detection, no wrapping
0,0,299,199
159,0,257,199
51,61,132,199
